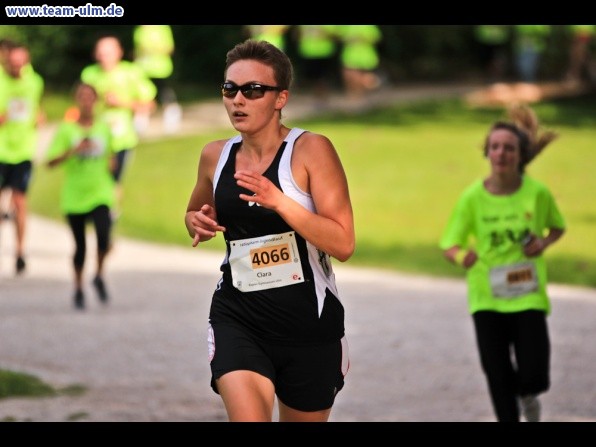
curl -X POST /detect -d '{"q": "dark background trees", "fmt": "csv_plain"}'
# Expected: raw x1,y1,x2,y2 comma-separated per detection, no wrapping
0,25,575,93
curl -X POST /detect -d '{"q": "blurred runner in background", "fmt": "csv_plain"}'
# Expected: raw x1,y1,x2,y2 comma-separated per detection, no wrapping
133,25,181,134
0,42,44,276
81,34,156,218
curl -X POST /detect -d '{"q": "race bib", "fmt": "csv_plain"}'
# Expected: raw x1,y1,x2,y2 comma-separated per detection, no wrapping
489,261,538,298
74,136,106,159
229,231,304,292
7,98,31,122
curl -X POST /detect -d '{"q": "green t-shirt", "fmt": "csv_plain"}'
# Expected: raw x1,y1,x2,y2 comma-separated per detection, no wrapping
0,67,44,163
338,25,382,70
248,25,289,51
133,25,175,79
439,176,566,315
45,120,115,214
298,25,338,58
81,61,157,152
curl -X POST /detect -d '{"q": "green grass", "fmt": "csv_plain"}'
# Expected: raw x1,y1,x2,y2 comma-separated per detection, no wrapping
0,368,86,401
28,93,596,288
0,369,56,399
0,369,87,420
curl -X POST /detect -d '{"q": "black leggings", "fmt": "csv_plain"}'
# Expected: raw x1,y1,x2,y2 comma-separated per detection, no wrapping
66,205,112,269
472,310,550,422
112,149,132,184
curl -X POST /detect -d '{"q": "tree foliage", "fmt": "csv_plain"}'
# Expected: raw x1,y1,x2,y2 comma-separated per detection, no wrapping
0,25,575,92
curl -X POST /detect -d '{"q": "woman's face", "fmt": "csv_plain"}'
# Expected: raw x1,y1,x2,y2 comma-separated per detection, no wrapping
6,47,29,77
486,128,521,175
94,37,123,70
76,85,97,113
223,59,286,133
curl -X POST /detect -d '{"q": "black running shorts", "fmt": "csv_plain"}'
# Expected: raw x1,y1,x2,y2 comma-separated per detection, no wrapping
208,322,349,412
0,160,33,193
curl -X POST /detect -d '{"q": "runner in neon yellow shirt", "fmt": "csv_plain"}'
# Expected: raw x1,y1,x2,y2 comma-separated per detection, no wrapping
133,25,181,134
0,38,15,223
246,25,289,51
46,102,115,215
337,25,382,99
441,176,565,315
81,34,156,216
0,48,43,164
46,83,116,310
0,43,44,275
297,25,339,103
440,105,565,423
133,25,174,82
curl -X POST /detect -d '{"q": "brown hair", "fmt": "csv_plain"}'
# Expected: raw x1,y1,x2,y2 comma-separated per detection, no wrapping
224,39,293,91
483,104,558,174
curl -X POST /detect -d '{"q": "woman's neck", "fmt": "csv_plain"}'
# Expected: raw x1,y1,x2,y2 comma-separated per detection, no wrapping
484,173,522,195
77,111,93,127
240,126,289,157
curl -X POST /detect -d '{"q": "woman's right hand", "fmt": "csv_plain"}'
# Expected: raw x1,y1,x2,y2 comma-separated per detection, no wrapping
188,204,226,247
462,250,478,269
74,138,92,155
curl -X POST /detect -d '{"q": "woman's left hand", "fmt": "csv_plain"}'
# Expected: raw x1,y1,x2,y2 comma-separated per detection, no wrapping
523,236,546,257
234,170,284,210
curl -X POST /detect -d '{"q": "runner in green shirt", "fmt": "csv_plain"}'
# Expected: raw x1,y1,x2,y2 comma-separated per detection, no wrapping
246,25,290,51
0,38,15,223
46,83,116,310
0,43,44,275
133,25,175,103
296,25,339,104
440,105,565,422
133,25,181,134
337,25,382,100
81,34,156,216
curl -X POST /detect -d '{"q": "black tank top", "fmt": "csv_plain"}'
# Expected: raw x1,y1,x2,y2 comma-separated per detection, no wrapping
209,128,345,346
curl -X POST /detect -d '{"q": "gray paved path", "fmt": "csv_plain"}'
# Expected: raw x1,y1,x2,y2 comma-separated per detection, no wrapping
1,83,595,422
2,215,595,422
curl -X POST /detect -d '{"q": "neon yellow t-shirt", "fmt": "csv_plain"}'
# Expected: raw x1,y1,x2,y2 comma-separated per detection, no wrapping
81,61,156,152
298,25,338,59
45,120,115,214
338,25,382,71
439,176,566,315
133,25,175,79
0,67,44,163
248,25,289,51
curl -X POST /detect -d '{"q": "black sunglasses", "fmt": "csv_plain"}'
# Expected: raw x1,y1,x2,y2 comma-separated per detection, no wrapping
221,82,281,99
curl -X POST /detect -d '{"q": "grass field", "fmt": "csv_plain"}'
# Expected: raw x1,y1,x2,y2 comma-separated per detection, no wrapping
28,93,596,288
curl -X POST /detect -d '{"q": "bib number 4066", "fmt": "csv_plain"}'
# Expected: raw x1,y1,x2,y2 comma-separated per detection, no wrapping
250,244,291,269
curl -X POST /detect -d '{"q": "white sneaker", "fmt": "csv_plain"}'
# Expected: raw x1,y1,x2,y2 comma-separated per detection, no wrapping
163,103,182,134
520,394,541,422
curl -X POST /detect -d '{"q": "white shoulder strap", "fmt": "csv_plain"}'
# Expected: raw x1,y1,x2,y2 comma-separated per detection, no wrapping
284,127,306,145
213,135,242,193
